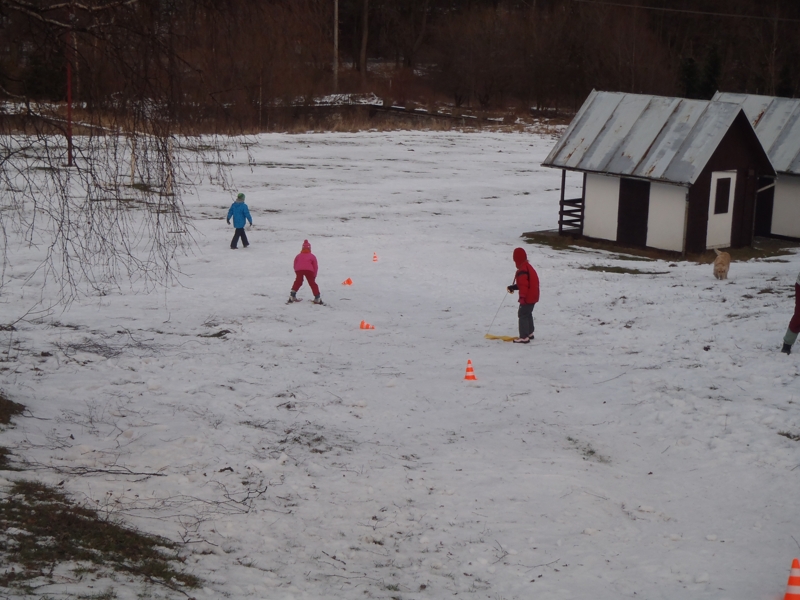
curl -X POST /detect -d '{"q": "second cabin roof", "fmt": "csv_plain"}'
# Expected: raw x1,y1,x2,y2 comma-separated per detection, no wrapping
713,92,800,176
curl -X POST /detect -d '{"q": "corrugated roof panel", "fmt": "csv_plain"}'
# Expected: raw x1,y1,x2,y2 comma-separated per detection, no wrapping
635,98,709,181
713,92,800,175
663,102,743,183
756,101,800,174
543,91,750,186
575,93,653,173
555,91,622,169
604,95,679,176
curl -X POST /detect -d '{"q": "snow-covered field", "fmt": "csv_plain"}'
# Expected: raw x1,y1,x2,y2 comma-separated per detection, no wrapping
1,131,799,599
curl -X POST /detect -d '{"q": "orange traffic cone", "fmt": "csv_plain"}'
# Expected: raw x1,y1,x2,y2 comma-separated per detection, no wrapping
359,320,375,330
785,558,800,600
373,253,379,262
464,359,477,381
342,277,353,286
367,323,375,329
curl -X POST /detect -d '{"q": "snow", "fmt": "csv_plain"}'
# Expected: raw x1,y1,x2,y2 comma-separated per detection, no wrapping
1,130,799,599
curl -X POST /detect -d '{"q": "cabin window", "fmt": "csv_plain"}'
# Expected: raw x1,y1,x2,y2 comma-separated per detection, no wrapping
714,178,731,214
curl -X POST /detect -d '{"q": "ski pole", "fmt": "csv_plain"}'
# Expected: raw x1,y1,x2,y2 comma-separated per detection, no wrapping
486,287,511,336
487,277,518,336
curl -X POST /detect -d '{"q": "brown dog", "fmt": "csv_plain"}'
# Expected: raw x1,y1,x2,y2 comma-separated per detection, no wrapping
713,249,731,280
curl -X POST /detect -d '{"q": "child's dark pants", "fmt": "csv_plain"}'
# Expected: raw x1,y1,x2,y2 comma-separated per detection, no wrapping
786,283,800,348
518,303,536,339
292,270,320,297
231,228,249,249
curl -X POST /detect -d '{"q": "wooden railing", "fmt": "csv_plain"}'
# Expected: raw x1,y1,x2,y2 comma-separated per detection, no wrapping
559,197,584,234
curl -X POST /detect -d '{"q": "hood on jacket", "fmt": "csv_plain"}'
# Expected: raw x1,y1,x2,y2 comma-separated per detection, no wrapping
513,247,528,268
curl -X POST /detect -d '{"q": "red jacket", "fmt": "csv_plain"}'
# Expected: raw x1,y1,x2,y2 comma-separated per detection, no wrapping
293,250,318,277
513,247,540,305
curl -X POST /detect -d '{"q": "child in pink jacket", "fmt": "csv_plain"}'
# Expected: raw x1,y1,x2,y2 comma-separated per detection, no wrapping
288,240,323,304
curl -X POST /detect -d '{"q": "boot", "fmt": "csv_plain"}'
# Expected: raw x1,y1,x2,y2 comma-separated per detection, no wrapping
313,295,324,305
288,291,297,303
782,343,792,355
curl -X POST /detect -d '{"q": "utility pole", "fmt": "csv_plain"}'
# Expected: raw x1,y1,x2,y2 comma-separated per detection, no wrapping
360,0,368,83
66,59,73,166
66,1,74,167
333,0,339,92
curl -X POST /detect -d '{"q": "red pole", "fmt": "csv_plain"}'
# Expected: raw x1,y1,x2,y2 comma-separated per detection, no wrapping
66,58,73,167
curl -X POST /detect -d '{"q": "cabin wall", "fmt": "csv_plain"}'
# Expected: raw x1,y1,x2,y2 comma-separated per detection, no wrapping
771,176,800,239
646,183,687,252
685,113,772,253
583,174,619,241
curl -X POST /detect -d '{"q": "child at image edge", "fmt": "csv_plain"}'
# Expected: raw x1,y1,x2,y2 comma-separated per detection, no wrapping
507,247,540,344
781,271,800,354
226,193,252,249
289,240,323,305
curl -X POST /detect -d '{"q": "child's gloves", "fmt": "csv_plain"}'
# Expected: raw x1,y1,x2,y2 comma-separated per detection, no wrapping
507,284,518,293
226,219,230,225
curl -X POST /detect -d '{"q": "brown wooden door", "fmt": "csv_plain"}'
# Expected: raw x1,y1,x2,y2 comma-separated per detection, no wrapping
754,177,775,237
617,178,650,247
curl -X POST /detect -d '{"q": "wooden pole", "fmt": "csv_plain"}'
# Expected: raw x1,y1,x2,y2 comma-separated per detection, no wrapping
333,0,339,92
66,0,75,167
165,138,173,195
66,59,73,167
130,135,136,186
359,0,368,83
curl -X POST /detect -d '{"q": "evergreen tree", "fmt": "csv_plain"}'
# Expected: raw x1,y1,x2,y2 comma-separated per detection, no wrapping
698,46,721,100
679,57,700,99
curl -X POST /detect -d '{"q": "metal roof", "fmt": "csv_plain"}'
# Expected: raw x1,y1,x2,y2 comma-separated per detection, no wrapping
542,90,755,186
712,92,800,175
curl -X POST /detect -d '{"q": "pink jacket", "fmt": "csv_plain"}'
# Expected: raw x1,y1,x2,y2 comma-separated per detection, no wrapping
294,252,318,276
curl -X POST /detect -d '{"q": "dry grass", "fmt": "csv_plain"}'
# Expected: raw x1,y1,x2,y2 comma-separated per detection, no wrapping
580,265,670,275
0,481,200,592
0,395,200,594
0,394,24,425
522,230,800,264
6,101,566,137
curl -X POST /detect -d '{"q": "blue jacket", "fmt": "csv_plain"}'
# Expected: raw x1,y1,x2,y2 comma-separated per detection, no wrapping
227,201,252,228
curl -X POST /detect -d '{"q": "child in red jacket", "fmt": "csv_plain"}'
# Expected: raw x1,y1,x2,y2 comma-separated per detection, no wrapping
288,240,323,305
781,271,800,354
507,247,540,344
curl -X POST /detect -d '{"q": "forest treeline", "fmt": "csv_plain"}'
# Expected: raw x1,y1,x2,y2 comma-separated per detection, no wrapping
1,0,799,131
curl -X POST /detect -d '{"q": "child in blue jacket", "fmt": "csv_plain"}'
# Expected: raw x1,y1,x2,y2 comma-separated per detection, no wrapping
226,193,253,249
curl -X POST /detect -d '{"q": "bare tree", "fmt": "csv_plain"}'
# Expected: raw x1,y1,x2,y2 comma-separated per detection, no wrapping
0,0,233,305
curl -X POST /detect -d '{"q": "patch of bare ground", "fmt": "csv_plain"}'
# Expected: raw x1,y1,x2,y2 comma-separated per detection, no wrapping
522,230,800,264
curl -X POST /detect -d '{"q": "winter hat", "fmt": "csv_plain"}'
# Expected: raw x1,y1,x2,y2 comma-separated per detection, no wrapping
302,239,311,252
236,193,245,203
513,247,528,268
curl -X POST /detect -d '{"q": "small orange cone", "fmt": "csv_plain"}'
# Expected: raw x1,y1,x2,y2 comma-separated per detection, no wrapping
464,359,477,381
359,320,375,330
373,253,379,262
785,558,800,600
367,323,375,329
342,277,353,286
